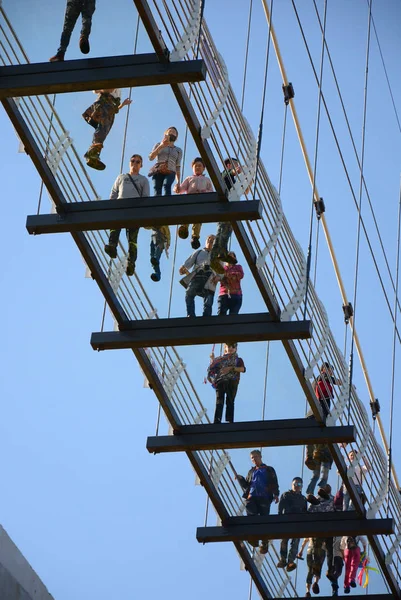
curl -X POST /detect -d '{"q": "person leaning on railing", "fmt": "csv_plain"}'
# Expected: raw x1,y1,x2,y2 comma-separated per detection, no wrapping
175,157,213,250
235,449,279,555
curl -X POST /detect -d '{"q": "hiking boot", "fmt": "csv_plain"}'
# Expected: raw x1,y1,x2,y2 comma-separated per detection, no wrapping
84,145,106,171
104,243,117,259
312,582,320,594
286,562,297,572
49,51,65,62
150,257,161,282
126,259,135,277
259,541,269,554
350,580,357,588
305,456,318,471
191,235,201,249
276,559,287,568
79,35,90,54
178,225,189,239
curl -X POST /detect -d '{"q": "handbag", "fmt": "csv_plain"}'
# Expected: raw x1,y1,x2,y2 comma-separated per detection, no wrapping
148,161,171,177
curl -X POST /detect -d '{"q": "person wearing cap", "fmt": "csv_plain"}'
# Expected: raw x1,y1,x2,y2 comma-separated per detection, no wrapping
236,450,279,555
277,477,308,572
207,342,246,423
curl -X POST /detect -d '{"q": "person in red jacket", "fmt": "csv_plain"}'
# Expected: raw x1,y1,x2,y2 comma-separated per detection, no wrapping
217,252,244,315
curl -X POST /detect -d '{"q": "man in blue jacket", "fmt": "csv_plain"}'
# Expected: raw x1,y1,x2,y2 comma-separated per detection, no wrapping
236,450,279,554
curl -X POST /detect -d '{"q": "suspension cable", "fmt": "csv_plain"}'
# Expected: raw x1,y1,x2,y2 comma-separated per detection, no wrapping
259,0,401,489
240,0,253,112
303,0,327,318
387,179,401,509
347,0,372,420
252,0,274,198
311,0,401,334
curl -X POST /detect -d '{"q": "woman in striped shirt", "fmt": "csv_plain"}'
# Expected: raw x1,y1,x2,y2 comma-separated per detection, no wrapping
148,126,182,196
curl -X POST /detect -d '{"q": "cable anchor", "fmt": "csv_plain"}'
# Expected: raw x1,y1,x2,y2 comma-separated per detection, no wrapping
370,398,380,420
282,82,295,105
314,197,325,219
342,302,353,324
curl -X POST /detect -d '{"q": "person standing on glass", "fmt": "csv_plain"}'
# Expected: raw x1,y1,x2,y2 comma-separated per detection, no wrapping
217,252,244,315
148,127,182,196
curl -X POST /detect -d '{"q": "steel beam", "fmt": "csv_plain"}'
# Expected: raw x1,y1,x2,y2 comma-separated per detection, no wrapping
90,314,312,349
196,513,394,543
26,195,262,235
0,54,206,97
132,3,401,596
276,596,391,600
147,419,355,453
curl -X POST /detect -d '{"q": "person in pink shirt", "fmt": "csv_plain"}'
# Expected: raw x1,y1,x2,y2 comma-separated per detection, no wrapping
174,157,213,249
218,251,244,315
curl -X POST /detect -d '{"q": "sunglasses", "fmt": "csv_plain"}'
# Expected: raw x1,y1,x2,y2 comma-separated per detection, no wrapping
130,159,141,164
294,482,303,486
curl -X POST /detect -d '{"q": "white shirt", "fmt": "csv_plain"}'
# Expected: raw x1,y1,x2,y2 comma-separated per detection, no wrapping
94,88,121,99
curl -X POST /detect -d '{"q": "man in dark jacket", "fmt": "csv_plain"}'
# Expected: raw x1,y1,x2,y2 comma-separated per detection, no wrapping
236,450,279,554
277,477,308,572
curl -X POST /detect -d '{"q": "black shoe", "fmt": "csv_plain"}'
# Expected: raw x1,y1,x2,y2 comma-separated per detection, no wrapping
49,51,65,62
178,225,189,239
276,559,287,568
286,562,297,572
191,236,201,249
350,580,357,588
305,594,311,598
104,243,117,259
126,259,135,276
312,582,320,594
344,586,350,594
79,35,90,54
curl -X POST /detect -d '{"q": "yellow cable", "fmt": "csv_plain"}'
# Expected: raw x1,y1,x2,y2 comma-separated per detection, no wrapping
260,0,399,490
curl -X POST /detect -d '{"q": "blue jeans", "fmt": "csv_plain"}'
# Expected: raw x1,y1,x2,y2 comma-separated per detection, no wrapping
306,462,330,495
217,294,242,315
343,484,363,511
185,271,214,317
152,172,175,196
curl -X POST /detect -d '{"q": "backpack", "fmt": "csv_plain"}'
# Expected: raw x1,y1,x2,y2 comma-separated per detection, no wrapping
346,536,358,550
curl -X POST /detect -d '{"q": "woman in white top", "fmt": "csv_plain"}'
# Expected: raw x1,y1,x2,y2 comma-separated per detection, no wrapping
82,88,132,170
148,127,182,196
343,449,370,511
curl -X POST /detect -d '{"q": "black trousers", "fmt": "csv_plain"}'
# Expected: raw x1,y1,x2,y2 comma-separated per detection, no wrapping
245,496,272,546
214,379,238,423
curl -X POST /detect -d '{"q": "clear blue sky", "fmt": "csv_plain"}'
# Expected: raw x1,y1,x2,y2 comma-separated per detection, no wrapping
0,0,400,598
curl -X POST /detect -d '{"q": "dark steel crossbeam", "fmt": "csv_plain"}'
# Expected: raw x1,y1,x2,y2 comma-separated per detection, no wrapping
0,54,206,97
26,195,262,234
90,314,312,349
277,596,391,600
197,513,394,543
147,419,355,452
133,2,401,596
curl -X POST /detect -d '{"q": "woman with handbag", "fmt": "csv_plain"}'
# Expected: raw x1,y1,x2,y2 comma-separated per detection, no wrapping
148,127,182,195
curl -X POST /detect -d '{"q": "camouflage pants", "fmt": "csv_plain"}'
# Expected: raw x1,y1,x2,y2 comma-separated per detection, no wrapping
306,545,326,583
213,221,233,252
83,94,119,146
108,228,138,263
58,0,96,53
